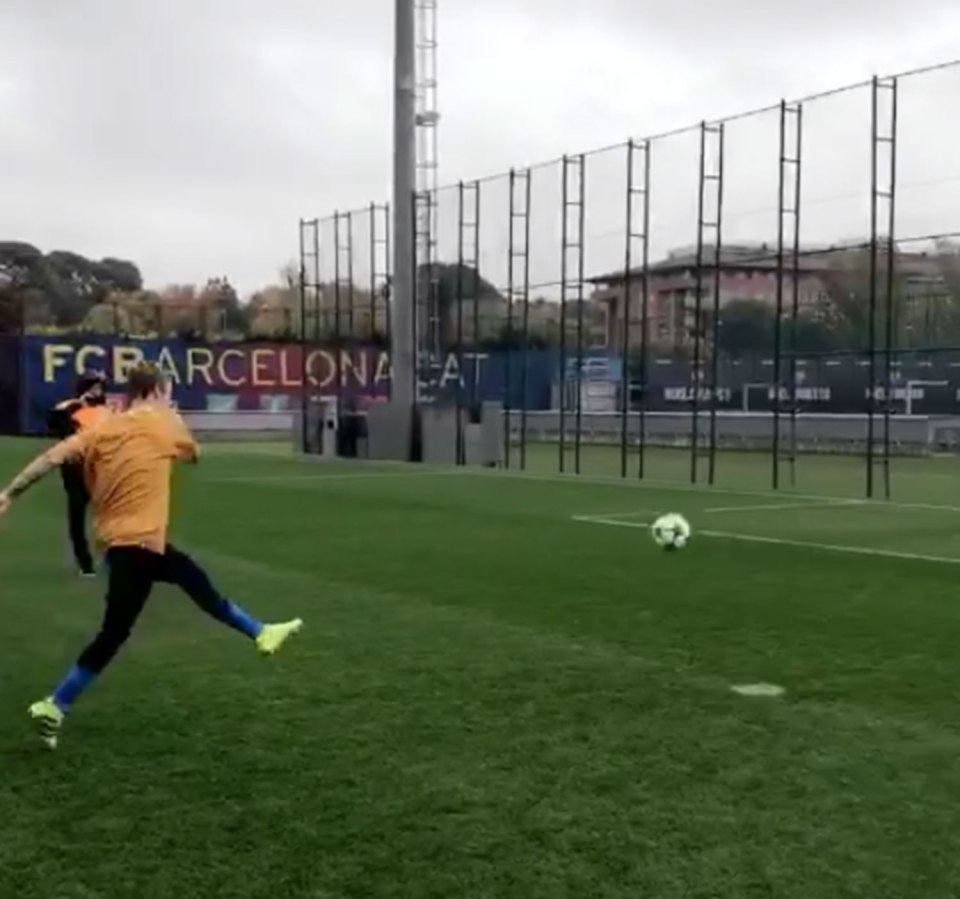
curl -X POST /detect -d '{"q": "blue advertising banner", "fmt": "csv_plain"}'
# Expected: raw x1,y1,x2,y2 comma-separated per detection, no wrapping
20,335,960,435
21,337,565,434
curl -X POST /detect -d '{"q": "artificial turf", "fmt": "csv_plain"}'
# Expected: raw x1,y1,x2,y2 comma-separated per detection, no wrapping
1,438,959,898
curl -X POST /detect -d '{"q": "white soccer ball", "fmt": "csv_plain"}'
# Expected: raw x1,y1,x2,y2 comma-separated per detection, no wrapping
651,513,691,551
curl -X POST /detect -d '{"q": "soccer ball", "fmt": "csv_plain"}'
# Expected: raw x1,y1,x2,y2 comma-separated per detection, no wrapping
651,513,691,550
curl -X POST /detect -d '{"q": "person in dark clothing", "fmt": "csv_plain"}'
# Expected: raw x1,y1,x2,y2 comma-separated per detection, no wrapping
47,371,111,576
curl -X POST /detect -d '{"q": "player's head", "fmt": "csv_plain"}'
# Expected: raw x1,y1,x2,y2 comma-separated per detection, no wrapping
126,361,167,404
76,370,108,405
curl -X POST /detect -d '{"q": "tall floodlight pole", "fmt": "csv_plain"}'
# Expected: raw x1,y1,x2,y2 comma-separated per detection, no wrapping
392,0,416,406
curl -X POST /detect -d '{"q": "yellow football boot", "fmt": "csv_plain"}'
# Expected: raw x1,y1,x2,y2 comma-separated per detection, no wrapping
256,619,304,656
28,698,65,751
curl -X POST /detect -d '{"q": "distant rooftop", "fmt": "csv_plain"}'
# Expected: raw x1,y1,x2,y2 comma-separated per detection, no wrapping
588,243,833,285
588,240,960,285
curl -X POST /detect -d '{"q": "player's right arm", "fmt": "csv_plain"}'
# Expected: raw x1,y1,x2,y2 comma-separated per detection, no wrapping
0,434,89,517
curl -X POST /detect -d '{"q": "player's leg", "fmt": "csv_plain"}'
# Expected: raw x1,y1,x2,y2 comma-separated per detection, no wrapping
61,464,94,576
29,547,157,749
159,545,302,655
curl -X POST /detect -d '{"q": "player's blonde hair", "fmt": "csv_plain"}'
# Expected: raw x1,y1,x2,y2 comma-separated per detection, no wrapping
126,361,167,401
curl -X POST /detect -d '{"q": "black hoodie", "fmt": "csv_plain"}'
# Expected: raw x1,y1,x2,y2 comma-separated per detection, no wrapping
47,372,109,440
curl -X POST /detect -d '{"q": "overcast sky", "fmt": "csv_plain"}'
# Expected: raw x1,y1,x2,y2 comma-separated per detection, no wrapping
1,0,959,297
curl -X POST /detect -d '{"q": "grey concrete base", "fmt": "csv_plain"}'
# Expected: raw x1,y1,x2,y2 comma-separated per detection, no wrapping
463,423,483,465
513,410,947,454
291,401,325,454
290,400,510,466
367,401,416,461
479,402,504,467
421,405,459,465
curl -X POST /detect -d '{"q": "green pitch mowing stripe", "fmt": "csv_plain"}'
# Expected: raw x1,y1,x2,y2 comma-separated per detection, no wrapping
702,500,864,514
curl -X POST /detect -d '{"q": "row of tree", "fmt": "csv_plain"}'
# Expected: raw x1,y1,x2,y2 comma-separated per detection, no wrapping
0,242,254,339
0,242,143,332
6,241,960,354
0,245,517,345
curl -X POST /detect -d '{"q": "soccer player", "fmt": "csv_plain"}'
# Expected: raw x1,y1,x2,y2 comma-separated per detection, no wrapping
48,370,112,576
0,362,303,750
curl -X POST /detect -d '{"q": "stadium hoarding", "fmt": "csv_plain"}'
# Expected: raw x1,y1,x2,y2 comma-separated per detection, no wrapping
20,337,557,434
16,336,960,435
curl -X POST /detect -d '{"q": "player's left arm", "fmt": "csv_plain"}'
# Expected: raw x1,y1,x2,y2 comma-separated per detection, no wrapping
165,409,200,464
0,434,88,516
155,380,199,464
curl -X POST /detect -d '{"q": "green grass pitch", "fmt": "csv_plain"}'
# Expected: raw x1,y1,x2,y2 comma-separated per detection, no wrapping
2,437,960,898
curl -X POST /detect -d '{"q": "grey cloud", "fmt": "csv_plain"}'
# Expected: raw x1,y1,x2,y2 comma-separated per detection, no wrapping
482,0,954,45
1,0,394,290
1,0,958,293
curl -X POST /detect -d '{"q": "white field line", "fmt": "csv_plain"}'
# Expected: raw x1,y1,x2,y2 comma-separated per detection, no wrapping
703,500,864,514
211,457,960,514
210,470,461,484
565,508,668,521
454,467,960,514
203,444,292,456
537,502,856,521
571,514,960,566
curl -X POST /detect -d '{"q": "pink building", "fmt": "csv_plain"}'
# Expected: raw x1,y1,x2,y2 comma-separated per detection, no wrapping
589,243,831,351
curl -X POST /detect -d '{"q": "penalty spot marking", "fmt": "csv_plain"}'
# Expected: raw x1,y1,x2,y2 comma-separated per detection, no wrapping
731,683,785,698
571,514,960,566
